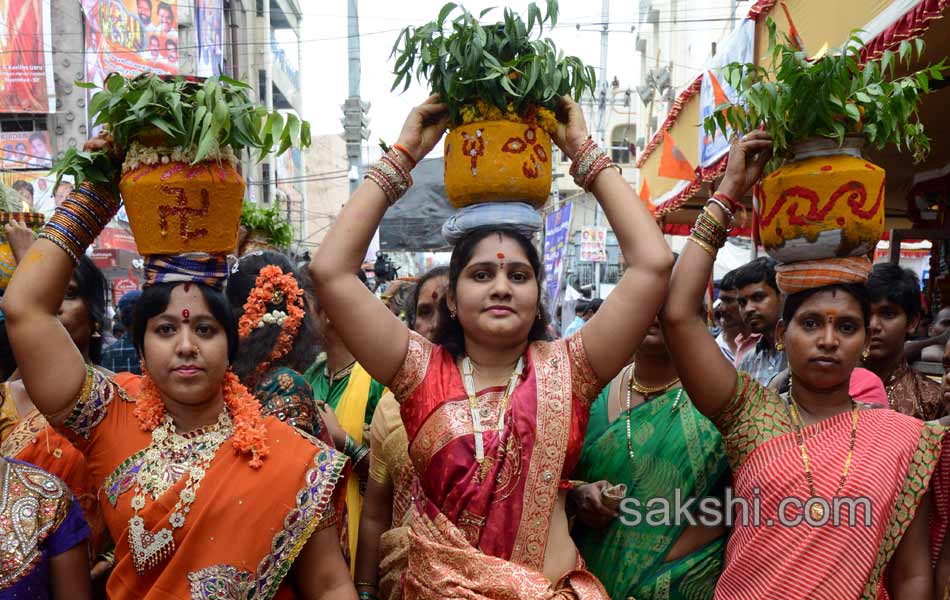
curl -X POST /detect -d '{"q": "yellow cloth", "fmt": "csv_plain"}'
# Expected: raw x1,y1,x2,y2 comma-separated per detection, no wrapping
336,363,374,573
0,383,18,443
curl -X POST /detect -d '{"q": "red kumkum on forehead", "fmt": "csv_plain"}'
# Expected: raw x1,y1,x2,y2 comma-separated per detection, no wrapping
182,308,190,322
497,252,505,260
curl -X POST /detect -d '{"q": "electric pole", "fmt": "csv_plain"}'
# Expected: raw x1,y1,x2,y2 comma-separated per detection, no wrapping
342,0,370,196
593,0,609,298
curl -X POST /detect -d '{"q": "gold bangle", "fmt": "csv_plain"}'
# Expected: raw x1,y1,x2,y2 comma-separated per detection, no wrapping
688,235,717,258
355,581,377,589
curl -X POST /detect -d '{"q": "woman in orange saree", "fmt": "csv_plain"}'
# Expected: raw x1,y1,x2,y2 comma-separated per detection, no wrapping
310,95,674,599
3,138,357,599
660,131,941,599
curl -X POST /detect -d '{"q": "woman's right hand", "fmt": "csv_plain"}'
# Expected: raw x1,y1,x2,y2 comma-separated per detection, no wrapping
570,481,619,528
718,130,773,202
5,221,35,264
394,95,450,166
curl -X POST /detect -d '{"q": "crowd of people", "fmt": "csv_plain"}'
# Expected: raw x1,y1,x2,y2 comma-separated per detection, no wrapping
0,95,949,600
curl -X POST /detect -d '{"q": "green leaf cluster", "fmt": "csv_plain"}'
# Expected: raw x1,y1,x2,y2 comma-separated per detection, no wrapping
703,19,948,164
391,0,597,124
240,201,294,250
51,73,312,191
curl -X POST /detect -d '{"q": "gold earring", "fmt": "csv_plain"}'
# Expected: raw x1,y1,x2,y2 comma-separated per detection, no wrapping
449,308,457,319
775,342,784,351
862,349,870,360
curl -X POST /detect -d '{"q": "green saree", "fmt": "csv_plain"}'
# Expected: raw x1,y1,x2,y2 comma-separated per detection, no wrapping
573,386,729,600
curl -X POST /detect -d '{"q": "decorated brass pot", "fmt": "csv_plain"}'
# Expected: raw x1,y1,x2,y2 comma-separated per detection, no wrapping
444,120,552,209
119,160,246,255
0,242,15,291
758,137,885,263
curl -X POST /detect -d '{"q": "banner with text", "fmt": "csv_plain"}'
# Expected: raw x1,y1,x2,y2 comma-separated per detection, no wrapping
82,0,179,87
195,0,224,77
0,0,55,113
543,203,572,314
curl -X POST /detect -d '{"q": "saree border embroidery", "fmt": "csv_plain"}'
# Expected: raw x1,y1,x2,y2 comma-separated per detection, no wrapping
0,411,48,458
186,445,347,600
63,367,128,440
103,449,147,507
860,420,945,599
566,332,602,406
714,372,792,470
510,340,572,570
391,331,433,402
408,391,505,475
0,461,70,588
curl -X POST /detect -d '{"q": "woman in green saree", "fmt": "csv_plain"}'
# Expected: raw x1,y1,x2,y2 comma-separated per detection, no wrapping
570,318,729,600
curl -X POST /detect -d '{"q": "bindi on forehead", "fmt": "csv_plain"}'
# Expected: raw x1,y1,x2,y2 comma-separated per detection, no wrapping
181,308,190,323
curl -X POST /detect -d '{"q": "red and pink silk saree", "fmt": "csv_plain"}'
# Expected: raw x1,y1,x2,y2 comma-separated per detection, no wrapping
389,331,608,599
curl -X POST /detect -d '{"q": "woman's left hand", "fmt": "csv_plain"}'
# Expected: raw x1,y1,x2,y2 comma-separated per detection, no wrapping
552,96,590,161
317,401,348,450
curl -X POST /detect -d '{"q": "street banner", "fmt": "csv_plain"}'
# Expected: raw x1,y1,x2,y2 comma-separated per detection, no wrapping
0,0,55,113
579,226,608,263
196,0,224,77
543,203,572,314
698,18,755,168
0,130,52,170
82,0,179,87
0,169,69,218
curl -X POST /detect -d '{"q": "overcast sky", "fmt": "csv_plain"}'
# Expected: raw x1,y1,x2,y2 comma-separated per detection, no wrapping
299,0,645,146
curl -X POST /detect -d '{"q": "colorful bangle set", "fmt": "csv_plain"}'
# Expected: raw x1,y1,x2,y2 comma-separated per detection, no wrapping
343,434,370,465
365,148,413,206
689,208,730,258
38,182,119,264
569,137,616,191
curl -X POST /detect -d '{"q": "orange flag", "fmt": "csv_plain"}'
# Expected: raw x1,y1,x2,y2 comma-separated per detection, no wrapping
658,131,695,181
639,179,655,214
708,70,730,108
780,1,804,50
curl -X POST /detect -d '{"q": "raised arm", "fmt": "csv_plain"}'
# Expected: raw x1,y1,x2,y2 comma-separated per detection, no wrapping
3,140,118,423
309,97,449,386
555,99,674,383
660,132,772,417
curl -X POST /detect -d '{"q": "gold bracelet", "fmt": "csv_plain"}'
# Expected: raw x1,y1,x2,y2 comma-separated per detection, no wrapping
688,235,717,258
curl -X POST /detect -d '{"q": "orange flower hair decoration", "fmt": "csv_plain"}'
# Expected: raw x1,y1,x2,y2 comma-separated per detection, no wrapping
237,264,305,378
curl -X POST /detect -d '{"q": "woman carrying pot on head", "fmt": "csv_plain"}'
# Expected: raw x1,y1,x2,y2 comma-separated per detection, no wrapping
0,224,112,579
2,138,356,599
309,95,673,598
354,265,449,600
570,310,729,600
659,131,942,599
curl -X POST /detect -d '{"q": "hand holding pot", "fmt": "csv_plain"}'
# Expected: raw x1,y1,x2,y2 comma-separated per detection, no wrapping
4,220,35,264
395,95,450,166
83,133,122,167
552,96,590,161
719,130,773,201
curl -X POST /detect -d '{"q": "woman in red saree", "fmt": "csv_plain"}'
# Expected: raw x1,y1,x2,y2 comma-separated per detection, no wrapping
3,138,357,599
660,131,940,599
310,96,673,598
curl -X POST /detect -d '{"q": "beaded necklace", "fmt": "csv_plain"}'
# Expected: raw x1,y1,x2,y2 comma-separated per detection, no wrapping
460,356,524,463
623,363,683,466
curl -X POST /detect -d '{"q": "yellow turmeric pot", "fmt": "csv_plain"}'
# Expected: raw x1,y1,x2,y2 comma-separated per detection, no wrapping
444,120,552,209
758,139,885,263
119,161,246,256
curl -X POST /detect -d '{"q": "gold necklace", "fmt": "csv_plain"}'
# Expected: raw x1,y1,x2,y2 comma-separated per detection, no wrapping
461,356,524,463
128,410,232,574
628,362,680,396
786,390,858,520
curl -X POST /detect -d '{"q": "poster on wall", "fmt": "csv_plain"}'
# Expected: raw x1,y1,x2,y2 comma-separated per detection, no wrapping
196,0,224,77
698,18,755,168
579,226,607,263
0,131,52,170
0,170,72,218
82,0,179,87
0,0,55,113
543,203,572,314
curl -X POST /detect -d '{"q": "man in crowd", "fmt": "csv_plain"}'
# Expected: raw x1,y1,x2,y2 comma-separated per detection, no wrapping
564,298,602,337
735,257,786,385
100,291,142,375
864,263,944,419
137,0,153,26
921,306,950,362
11,180,33,211
715,268,753,364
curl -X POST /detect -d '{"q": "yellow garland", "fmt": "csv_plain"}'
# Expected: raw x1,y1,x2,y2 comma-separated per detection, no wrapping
458,100,558,135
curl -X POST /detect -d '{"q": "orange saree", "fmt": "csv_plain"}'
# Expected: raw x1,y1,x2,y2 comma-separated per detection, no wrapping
390,331,608,599
57,367,348,599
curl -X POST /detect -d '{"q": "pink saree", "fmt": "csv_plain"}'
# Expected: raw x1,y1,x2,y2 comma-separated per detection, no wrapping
713,371,944,600
389,331,607,599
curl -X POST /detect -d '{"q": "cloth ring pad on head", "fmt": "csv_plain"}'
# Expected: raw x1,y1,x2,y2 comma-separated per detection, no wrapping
774,256,872,295
143,253,230,291
441,202,542,246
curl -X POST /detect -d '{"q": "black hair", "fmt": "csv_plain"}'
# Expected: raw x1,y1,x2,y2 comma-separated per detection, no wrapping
781,283,871,330
225,251,317,386
866,263,921,320
586,298,604,314
733,257,779,295
28,132,46,145
434,227,551,358
73,254,108,365
157,1,172,15
574,299,589,314
720,267,740,292
406,266,449,331
11,180,32,195
132,282,239,364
